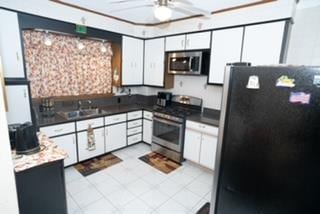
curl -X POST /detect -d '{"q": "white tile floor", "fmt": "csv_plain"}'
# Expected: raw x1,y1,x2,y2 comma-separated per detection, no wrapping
65,143,213,214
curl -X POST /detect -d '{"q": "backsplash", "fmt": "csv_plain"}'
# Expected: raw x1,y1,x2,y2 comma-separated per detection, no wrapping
23,30,113,98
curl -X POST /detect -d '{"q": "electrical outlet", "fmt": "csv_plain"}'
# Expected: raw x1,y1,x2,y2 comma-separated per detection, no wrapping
179,81,183,87
204,84,207,90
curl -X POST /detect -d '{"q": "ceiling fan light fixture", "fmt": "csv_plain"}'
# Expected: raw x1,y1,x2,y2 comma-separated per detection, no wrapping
154,5,172,21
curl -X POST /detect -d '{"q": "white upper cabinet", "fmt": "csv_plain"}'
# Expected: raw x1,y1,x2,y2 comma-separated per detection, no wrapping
0,10,25,78
5,85,32,124
166,32,211,51
122,36,144,85
144,38,165,87
165,35,186,51
185,32,211,50
242,21,286,65
209,27,244,84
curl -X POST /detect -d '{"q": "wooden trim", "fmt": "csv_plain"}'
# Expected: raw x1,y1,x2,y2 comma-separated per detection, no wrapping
50,0,275,27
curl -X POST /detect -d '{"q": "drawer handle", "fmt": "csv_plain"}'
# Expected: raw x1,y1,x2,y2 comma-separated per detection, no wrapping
113,118,120,121
54,128,63,132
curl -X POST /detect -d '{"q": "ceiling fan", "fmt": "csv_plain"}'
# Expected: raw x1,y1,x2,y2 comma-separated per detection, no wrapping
107,0,211,22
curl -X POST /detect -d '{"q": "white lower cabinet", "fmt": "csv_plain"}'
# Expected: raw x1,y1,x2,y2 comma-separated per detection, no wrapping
105,123,127,152
52,134,77,167
184,121,218,170
199,134,217,169
78,127,105,162
184,129,202,163
143,119,152,145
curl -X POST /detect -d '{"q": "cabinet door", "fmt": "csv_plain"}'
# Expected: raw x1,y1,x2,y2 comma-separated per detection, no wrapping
165,35,186,51
143,119,152,145
5,85,32,124
122,36,143,85
144,38,165,86
200,134,217,170
52,134,77,167
186,32,211,50
0,10,25,78
77,128,105,162
242,21,286,65
105,123,127,152
209,27,243,84
183,128,201,163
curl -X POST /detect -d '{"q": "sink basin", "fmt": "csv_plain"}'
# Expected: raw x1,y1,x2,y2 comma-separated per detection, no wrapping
58,108,105,119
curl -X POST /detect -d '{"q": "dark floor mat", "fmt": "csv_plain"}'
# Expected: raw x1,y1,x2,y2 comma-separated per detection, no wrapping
139,152,181,174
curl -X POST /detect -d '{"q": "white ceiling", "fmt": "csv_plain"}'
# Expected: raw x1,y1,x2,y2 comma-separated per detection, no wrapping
53,0,263,25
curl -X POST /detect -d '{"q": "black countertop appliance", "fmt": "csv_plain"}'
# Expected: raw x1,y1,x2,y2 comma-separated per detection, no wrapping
212,65,320,214
157,92,172,107
15,122,40,155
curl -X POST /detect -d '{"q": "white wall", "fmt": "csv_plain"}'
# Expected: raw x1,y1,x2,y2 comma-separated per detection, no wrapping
0,78,19,214
142,76,223,110
286,2,320,65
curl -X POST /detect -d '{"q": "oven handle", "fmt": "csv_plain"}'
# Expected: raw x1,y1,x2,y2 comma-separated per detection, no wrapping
153,116,183,128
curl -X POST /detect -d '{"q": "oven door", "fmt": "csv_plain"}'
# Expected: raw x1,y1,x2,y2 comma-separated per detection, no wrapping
152,116,184,152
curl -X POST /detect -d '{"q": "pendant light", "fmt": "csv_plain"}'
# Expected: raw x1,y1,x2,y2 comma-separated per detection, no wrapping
44,31,52,46
77,38,85,50
100,40,107,53
154,0,172,21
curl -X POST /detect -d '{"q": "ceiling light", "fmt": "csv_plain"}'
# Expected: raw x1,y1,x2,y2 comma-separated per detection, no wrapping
77,39,85,50
154,5,172,21
44,31,52,46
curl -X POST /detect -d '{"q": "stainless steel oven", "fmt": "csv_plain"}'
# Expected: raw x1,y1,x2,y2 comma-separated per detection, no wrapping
152,116,184,152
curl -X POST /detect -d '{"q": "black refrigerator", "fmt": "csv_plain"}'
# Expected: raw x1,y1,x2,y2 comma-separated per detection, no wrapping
211,66,320,214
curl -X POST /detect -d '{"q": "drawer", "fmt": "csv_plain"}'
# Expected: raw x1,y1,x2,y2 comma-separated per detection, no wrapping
40,122,75,137
127,119,142,128
76,117,104,131
143,111,153,120
128,133,142,145
127,126,142,136
105,113,127,125
186,120,219,136
127,110,142,121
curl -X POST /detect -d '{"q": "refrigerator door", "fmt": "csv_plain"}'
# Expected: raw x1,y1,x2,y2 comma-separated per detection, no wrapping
212,66,320,214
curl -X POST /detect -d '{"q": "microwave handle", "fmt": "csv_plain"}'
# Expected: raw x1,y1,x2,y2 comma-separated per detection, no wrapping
189,56,194,71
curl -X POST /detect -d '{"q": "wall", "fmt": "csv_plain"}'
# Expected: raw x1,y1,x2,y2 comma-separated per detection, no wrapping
286,2,320,65
0,80,19,214
143,76,223,110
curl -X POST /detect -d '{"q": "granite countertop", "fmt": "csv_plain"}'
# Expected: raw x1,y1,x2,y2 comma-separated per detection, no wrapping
12,133,68,172
187,109,220,127
37,104,156,127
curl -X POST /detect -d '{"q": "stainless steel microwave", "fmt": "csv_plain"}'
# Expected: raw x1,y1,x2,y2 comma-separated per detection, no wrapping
167,51,209,75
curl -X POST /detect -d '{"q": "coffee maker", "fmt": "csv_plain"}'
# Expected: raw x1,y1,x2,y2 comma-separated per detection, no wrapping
157,92,172,107
9,122,40,155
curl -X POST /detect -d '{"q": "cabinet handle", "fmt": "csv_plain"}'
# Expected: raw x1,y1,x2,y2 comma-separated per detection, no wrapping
181,40,184,48
54,128,63,132
72,137,76,144
16,52,20,61
186,39,190,47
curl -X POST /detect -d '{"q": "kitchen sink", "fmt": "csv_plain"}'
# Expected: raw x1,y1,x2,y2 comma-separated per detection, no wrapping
58,108,106,119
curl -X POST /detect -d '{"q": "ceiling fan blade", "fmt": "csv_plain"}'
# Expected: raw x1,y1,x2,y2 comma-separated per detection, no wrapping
108,4,154,13
172,2,211,17
107,0,148,4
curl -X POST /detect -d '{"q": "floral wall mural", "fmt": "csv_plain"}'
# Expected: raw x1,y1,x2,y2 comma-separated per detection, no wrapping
23,30,113,98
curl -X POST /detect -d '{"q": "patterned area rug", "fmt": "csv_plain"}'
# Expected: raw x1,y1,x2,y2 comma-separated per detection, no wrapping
139,152,181,174
74,154,122,176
